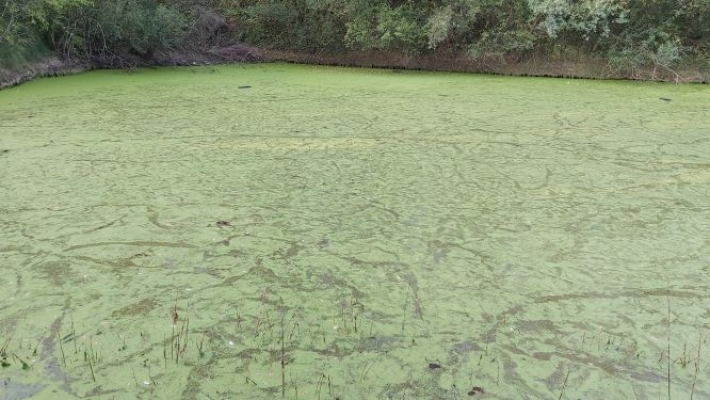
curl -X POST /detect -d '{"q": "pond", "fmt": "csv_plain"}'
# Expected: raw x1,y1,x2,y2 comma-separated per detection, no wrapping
0,64,709,399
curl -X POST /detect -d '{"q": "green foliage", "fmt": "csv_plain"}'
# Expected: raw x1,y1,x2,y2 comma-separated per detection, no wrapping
220,0,709,67
224,0,346,51
345,3,428,51
425,6,453,49
527,0,628,41
51,0,187,61
0,37,52,68
608,30,683,70
1,0,709,70
469,29,536,59
0,0,87,66
134,0,185,52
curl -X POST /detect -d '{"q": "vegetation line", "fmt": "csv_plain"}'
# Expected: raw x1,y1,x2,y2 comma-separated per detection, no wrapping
281,312,286,398
558,368,570,400
401,287,409,333
666,288,671,400
87,338,96,383
2,0,709,87
57,332,66,368
690,332,702,400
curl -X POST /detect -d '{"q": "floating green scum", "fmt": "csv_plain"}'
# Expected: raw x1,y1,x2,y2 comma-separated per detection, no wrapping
0,64,708,399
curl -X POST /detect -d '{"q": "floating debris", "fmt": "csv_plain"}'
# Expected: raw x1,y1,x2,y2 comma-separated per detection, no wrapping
468,386,485,396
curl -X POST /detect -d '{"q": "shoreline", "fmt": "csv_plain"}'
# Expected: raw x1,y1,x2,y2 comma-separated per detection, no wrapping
264,49,710,83
1,46,708,90
0,58,88,90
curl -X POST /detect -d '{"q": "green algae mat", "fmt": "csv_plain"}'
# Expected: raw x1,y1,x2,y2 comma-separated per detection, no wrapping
1,64,709,399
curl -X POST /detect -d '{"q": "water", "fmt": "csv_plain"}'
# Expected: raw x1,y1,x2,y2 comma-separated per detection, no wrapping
0,64,709,399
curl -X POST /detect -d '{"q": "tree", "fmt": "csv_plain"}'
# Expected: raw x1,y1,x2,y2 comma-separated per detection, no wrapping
0,0,88,66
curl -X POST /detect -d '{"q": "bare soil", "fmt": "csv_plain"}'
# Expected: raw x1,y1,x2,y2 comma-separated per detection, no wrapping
264,49,710,83
0,57,86,90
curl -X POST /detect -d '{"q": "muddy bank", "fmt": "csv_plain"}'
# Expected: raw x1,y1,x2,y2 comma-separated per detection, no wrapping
264,49,710,83
0,44,265,90
2,44,708,90
0,57,87,90
85,44,264,69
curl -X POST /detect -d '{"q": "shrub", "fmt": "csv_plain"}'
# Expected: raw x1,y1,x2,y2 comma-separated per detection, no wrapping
51,0,187,62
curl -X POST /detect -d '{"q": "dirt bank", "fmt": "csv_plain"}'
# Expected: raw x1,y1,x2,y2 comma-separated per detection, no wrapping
2,44,708,90
0,44,264,90
0,57,87,90
264,49,710,83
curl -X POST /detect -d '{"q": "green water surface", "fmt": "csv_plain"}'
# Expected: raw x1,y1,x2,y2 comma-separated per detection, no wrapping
1,64,709,399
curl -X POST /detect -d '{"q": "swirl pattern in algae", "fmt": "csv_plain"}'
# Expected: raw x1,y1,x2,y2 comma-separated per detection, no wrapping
0,64,709,399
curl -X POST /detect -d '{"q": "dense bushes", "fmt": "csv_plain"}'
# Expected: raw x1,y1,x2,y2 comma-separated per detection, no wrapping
1,0,709,70
49,0,187,63
223,0,709,69
1,0,213,67
0,0,76,66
